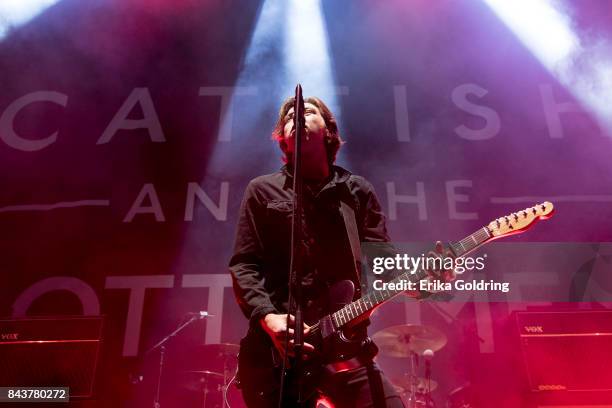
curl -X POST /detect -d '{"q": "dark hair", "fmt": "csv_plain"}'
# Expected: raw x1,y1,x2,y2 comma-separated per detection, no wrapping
272,96,344,164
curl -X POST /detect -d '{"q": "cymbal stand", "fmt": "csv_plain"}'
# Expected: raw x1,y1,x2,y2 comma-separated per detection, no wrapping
220,351,232,408
407,350,419,408
201,375,209,408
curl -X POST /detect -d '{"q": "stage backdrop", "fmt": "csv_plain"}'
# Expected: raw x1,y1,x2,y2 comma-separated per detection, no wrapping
1,0,611,406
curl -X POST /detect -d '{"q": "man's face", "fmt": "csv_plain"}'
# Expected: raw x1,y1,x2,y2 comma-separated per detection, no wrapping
282,102,328,157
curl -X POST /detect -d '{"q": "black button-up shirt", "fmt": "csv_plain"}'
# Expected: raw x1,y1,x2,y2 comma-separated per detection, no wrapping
229,165,391,327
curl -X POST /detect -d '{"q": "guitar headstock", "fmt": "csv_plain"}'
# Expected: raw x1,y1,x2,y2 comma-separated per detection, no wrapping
487,201,554,238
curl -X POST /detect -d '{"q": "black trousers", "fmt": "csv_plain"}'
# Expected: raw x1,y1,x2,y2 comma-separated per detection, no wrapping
241,362,405,408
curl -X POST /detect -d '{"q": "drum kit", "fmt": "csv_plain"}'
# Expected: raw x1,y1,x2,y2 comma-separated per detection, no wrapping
139,311,244,408
372,324,448,408
172,324,447,408
172,325,447,408
178,343,242,408
146,320,449,407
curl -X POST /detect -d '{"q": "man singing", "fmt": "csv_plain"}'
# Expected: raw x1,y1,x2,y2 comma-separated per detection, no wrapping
229,95,451,407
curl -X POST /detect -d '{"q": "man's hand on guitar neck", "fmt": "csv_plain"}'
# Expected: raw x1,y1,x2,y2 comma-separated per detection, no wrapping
424,241,458,290
260,313,315,360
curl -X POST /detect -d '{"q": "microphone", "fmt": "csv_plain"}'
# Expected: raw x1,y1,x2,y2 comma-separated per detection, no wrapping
294,84,305,140
186,311,214,319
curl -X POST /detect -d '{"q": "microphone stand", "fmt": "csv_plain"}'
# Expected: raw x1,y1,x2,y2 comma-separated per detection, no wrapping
145,313,210,408
279,84,306,407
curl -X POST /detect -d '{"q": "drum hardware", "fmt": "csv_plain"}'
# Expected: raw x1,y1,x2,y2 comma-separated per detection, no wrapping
173,343,241,407
446,383,474,408
142,312,213,408
183,370,231,408
374,324,447,408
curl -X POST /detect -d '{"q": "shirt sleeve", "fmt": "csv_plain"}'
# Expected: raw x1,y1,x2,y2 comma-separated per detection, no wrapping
359,180,432,299
229,181,278,326
360,181,391,243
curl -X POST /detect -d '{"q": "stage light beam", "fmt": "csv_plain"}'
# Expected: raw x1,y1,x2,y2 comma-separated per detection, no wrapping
0,0,60,40
483,0,578,68
483,0,612,132
284,0,340,109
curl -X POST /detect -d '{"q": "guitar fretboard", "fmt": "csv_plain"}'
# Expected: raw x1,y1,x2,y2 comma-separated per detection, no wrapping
331,227,491,328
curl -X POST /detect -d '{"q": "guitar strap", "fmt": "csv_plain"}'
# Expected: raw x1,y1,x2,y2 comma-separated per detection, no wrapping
339,200,365,298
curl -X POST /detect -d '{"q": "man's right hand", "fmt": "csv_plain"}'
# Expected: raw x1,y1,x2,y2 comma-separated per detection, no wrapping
260,313,315,359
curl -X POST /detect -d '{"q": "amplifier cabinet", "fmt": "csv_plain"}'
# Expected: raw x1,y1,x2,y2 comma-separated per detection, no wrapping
516,310,612,393
0,316,103,398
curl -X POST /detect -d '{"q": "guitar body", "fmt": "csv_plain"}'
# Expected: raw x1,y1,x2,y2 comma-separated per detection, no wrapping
237,280,368,406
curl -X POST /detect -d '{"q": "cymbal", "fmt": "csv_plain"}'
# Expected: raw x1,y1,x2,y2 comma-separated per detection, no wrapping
391,376,438,393
199,343,239,358
372,324,447,357
185,370,224,379
182,370,225,392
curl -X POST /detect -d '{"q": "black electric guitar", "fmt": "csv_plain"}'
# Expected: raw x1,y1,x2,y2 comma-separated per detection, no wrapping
238,202,555,404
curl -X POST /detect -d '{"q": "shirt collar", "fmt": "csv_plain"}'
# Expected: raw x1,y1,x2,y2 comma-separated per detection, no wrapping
281,164,351,190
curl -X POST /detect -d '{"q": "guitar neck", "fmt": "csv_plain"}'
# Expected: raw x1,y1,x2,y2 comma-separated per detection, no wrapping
331,227,492,329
